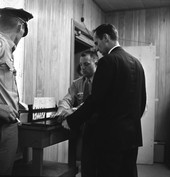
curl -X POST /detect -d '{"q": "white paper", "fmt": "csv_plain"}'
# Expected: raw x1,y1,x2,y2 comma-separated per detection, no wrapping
33,97,56,120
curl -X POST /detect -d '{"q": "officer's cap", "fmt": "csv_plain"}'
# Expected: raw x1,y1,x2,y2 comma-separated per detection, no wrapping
0,7,33,37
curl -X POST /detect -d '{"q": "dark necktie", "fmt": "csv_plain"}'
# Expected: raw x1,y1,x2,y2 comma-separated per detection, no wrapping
83,78,91,102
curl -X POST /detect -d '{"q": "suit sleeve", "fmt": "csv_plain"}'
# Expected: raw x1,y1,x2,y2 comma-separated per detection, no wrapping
67,56,116,129
141,69,147,117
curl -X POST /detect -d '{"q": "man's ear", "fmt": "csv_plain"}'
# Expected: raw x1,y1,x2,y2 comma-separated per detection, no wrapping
16,24,22,33
103,33,110,42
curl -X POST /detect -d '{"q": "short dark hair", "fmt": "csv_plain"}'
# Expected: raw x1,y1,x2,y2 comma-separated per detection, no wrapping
93,24,118,41
0,8,33,37
81,50,98,62
0,14,19,30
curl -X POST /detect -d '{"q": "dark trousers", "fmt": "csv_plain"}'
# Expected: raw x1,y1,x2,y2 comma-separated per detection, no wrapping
0,123,18,176
81,123,138,177
96,147,138,177
81,124,97,177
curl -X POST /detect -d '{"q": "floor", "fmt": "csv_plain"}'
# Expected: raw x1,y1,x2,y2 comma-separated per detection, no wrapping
76,163,170,177
13,159,170,177
137,164,170,177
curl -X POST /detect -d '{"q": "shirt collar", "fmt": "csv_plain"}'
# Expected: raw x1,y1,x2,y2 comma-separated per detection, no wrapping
108,44,120,54
0,32,16,52
84,76,94,83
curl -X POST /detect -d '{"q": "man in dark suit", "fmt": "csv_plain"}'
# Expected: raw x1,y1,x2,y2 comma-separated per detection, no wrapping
62,24,146,177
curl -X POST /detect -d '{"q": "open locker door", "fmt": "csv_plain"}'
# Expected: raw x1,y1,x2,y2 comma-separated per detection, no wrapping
123,46,156,164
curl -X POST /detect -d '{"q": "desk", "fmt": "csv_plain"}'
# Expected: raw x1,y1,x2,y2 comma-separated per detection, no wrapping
18,124,78,177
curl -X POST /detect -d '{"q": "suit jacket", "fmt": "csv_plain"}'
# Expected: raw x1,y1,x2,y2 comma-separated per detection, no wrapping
67,46,146,151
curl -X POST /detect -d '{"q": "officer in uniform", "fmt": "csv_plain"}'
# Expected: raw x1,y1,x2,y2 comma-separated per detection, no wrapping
0,7,33,175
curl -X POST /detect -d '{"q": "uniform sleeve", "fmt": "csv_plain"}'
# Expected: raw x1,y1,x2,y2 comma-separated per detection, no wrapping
0,38,5,59
58,82,77,109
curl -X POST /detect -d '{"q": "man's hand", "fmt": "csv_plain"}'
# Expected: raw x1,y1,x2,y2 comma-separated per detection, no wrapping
50,107,64,118
51,108,74,123
0,104,19,123
62,119,70,130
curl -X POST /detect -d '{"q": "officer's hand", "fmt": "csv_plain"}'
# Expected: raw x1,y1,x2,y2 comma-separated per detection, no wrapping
0,104,19,123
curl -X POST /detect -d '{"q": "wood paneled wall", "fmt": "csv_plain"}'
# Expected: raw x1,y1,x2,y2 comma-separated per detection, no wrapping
105,7,170,142
24,0,104,104
23,0,104,162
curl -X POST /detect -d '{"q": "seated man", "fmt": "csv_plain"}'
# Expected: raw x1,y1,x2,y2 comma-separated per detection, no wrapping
51,50,98,162
53,50,98,121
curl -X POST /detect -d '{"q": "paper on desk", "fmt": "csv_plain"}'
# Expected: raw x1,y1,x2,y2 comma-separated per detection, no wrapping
33,97,56,120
